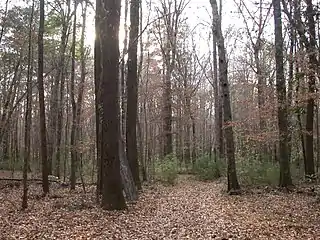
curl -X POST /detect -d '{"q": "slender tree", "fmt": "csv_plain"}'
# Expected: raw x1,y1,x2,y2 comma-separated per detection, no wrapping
273,0,292,187
95,0,103,197
38,0,49,195
126,0,142,190
70,1,78,190
304,0,316,177
210,0,240,192
22,0,35,209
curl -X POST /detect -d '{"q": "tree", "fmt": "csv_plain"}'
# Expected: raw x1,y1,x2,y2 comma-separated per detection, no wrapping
154,0,186,157
95,0,103,197
273,0,292,187
70,0,78,191
99,0,127,210
210,0,240,192
126,0,142,190
22,0,35,210
38,0,49,195
304,0,316,177
282,0,317,177
234,0,272,160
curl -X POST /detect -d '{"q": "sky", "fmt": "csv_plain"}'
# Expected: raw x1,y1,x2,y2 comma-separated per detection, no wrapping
84,0,242,51
2,0,252,56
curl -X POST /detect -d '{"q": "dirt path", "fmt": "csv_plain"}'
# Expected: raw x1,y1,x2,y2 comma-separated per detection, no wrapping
0,176,319,239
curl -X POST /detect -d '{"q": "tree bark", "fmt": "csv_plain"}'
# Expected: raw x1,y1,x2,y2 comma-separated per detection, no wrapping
38,0,49,195
100,0,127,210
210,0,240,192
22,0,35,210
70,1,78,190
126,0,142,190
304,0,316,177
273,0,292,187
95,0,103,198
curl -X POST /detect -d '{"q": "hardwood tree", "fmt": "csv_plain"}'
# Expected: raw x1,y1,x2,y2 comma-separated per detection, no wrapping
95,0,103,197
38,0,49,195
70,0,78,190
126,0,142,190
210,0,240,192
273,0,292,187
282,0,318,177
22,0,35,210
304,0,316,177
99,0,127,210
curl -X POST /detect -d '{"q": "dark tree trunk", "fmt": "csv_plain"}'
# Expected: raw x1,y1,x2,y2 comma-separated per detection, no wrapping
126,0,142,190
210,0,240,192
22,0,34,209
95,0,103,198
38,0,49,195
212,35,223,160
70,2,78,190
55,0,71,178
100,0,126,210
304,0,316,177
273,0,292,187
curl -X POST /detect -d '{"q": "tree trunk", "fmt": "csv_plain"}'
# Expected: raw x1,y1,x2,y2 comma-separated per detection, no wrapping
95,0,103,198
22,0,34,209
100,0,127,210
210,0,240,192
126,0,142,190
273,0,292,187
304,0,316,177
70,1,78,190
212,36,223,160
55,0,71,178
38,0,49,195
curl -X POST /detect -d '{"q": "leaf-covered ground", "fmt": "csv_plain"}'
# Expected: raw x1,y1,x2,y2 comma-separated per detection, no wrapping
0,176,319,239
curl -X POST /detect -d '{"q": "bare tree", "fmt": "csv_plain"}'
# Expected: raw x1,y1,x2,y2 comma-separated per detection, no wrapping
273,0,292,187
70,0,78,190
38,0,49,195
126,0,142,190
22,0,35,209
210,0,240,192
100,0,127,210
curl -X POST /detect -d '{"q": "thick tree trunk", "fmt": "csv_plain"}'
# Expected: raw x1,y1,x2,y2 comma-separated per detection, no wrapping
100,0,126,210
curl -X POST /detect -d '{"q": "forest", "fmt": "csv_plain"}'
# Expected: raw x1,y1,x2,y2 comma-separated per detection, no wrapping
0,0,319,239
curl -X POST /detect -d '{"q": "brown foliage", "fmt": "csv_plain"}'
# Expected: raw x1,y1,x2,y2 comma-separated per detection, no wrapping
0,177,319,239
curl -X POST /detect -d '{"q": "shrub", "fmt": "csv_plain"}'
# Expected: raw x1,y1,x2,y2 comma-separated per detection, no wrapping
155,154,178,185
237,157,279,186
193,154,226,181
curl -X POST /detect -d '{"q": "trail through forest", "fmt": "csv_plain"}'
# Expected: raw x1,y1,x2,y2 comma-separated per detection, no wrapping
1,176,319,239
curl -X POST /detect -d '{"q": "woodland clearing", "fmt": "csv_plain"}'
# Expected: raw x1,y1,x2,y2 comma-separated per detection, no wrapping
0,175,319,240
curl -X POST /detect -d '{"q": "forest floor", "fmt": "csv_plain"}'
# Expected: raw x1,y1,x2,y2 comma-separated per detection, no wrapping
0,175,320,240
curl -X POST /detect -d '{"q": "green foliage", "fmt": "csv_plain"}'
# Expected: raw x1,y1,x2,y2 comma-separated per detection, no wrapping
155,154,178,185
237,156,279,186
193,155,226,181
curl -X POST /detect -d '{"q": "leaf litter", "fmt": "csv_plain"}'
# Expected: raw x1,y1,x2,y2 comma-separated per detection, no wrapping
0,176,319,240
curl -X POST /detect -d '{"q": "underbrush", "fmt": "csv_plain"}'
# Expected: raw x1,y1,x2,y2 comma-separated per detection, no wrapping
154,154,179,185
193,155,226,181
153,153,304,187
237,159,279,186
